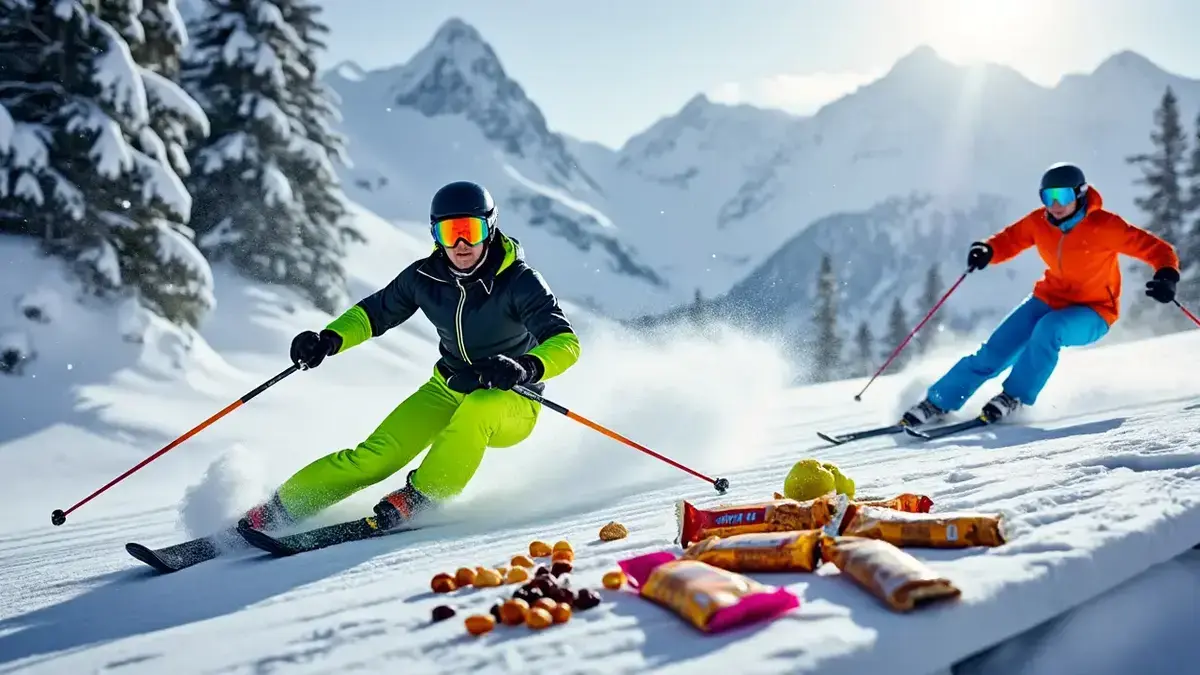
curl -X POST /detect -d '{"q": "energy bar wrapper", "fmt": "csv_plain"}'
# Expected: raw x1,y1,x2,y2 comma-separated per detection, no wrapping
839,504,1006,548
617,551,799,632
676,496,837,546
820,535,961,612
682,530,822,573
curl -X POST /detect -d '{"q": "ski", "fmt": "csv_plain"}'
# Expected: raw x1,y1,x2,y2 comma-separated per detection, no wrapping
903,415,992,440
125,532,239,573
817,423,907,445
236,515,422,557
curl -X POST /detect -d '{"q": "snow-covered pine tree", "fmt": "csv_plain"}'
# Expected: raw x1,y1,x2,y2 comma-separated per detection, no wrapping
0,0,215,328
810,253,843,383
1126,87,1188,246
914,263,943,354
183,0,355,313
1184,110,1200,300
885,297,910,371
1126,87,1191,328
854,320,874,378
277,0,360,312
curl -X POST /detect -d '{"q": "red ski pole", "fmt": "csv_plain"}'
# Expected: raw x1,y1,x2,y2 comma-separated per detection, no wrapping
50,364,300,526
853,268,971,401
1173,299,1200,327
512,385,729,494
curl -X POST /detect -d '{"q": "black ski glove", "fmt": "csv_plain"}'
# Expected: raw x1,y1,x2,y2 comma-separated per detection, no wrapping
1145,267,1180,304
967,241,993,272
290,329,342,369
473,354,543,390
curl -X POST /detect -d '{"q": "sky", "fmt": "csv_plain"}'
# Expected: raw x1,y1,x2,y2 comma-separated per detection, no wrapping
314,0,1200,149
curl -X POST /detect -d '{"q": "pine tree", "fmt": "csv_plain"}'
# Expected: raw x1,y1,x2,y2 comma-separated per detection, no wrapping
278,0,361,311
854,320,874,378
183,0,356,313
1185,110,1200,286
885,297,910,370
1126,87,1188,246
0,0,214,327
811,253,843,382
914,263,943,354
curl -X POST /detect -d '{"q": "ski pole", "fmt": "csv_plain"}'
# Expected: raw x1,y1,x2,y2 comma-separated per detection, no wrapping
853,268,971,401
1173,299,1200,327
512,385,730,494
50,364,300,526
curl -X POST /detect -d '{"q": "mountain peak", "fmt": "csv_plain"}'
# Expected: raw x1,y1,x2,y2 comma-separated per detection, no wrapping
888,45,955,77
1092,50,1164,79
428,17,487,52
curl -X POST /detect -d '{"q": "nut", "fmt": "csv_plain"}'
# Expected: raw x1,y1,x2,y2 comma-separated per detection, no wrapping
551,602,572,624
431,605,456,622
431,573,457,593
550,587,576,605
551,549,574,564
510,554,535,568
553,540,573,555
526,607,553,630
551,561,573,577
599,521,628,541
529,540,552,557
534,566,551,577
573,588,601,610
473,568,503,587
499,598,529,626
489,602,503,623
530,576,555,594
454,567,477,587
532,597,558,613
465,613,495,636
506,566,531,584
602,570,626,590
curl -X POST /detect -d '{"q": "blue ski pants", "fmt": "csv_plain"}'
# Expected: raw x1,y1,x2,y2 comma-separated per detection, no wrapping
927,296,1109,410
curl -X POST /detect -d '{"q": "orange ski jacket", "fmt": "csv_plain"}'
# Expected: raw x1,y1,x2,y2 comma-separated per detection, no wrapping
985,187,1179,325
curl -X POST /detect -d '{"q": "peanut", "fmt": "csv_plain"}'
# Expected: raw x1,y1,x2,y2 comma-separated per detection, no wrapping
465,613,495,636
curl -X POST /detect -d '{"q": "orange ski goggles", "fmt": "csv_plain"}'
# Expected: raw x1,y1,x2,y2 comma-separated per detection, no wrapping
432,216,489,247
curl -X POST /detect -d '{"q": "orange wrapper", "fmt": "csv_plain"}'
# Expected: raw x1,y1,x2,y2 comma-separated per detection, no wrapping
838,504,1006,548
773,492,934,513
676,496,837,546
682,530,823,573
618,551,799,632
821,535,961,612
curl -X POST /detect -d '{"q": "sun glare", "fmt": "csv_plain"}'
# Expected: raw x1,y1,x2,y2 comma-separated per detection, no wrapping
915,0,1049,64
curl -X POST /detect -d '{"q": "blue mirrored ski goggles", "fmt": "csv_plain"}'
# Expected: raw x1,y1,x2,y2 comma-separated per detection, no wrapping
1040,187,1078,207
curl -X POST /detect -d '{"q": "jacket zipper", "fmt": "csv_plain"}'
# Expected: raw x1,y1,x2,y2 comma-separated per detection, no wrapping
454,279,471,365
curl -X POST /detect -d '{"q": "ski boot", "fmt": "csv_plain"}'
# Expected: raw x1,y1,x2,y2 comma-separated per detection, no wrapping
900,398,947,427
237,492,295,532
373,471,433,531
981,392,1022,423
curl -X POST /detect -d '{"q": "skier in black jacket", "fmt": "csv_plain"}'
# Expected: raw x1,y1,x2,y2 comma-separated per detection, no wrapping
240,181,581,531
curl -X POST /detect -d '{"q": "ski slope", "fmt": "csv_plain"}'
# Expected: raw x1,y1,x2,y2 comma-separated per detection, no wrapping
3,208,1200,673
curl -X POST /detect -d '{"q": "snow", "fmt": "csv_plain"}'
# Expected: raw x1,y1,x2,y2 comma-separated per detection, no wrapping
0,103,13,153
261,161,294,205
133,141,192,218
140,67,210,137
67,106,134,179
91,20,150,126
1,200,1200,673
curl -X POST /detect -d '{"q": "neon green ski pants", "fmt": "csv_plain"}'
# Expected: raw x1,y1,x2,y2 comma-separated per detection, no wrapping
275,368,540,520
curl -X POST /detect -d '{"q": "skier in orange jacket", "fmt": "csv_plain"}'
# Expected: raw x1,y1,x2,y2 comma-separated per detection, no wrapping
900,162,1180,426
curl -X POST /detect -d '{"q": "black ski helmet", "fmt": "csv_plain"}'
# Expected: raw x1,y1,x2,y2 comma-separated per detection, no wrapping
1040,162,1087,193
430,181,497,226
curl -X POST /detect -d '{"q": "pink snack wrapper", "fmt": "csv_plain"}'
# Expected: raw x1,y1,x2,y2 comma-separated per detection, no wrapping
617,550,799,633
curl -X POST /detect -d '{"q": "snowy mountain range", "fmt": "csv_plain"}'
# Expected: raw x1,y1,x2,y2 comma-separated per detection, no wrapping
321,18,1200,327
